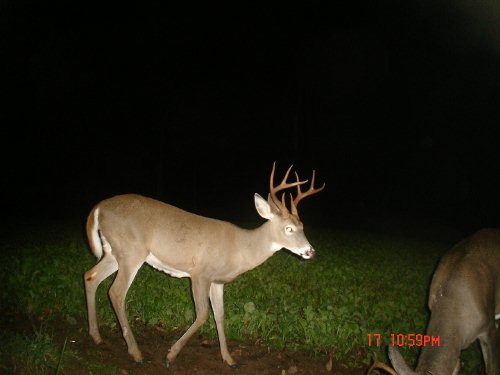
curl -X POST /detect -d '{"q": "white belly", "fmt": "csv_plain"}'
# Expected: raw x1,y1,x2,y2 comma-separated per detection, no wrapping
146,254,190,278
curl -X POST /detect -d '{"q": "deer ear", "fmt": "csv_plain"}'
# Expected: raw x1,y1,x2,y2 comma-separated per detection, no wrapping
254,193,275,219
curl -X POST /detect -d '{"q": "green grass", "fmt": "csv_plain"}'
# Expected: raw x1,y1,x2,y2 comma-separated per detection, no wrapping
0,322,74,375
0,220,484,373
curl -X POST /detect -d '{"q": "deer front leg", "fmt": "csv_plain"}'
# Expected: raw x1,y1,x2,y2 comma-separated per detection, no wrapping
210,282,238,368
166,277,210,367
479,324,498,375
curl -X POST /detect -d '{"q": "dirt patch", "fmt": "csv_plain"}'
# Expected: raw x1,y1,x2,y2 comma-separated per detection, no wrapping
1,309,368,374
57,323,367,375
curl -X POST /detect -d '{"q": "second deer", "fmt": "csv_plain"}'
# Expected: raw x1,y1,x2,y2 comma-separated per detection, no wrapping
369,228,500,375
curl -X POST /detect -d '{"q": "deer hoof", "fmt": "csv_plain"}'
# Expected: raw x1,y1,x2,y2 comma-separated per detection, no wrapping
230,363,240,369
130,351,143,364
164,358,171,369
90,333,102,345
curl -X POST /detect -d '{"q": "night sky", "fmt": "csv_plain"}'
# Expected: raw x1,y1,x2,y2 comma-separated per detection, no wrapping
3,1,500,238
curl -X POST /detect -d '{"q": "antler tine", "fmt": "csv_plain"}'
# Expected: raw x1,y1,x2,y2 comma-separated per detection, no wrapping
292,169,326,209
367,352,400,375
269,162,307,211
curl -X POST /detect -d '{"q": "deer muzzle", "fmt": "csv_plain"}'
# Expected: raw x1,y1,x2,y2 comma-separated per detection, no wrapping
302,247,315,259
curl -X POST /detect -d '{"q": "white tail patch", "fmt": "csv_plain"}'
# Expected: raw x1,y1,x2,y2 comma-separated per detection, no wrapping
89,208,113,260
89,208,103,259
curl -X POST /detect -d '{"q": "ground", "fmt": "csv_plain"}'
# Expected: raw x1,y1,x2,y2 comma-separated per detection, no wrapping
60,323,368,375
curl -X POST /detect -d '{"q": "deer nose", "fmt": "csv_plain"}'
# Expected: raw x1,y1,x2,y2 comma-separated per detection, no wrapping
304,247,315,259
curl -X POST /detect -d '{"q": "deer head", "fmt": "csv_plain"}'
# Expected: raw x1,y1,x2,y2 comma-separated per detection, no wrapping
254,162,325,259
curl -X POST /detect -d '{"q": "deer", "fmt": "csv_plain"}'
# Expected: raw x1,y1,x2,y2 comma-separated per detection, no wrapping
84,162,324,368
368,228,500,375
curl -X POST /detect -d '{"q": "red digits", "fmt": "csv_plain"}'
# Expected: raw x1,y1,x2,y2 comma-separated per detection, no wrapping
407,334,415,347
415,334,422,346
367,333,381,346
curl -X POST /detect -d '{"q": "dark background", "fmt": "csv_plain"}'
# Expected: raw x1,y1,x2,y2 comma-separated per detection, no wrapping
2,1,500,239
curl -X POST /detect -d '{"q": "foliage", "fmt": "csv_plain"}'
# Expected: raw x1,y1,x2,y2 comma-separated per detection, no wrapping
0,221,484,372
0,323,74,375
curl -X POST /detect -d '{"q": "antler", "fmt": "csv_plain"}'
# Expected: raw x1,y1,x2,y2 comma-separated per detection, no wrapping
290,169,325,216
269,162,307,213
269,162,325,215
367,352,399,375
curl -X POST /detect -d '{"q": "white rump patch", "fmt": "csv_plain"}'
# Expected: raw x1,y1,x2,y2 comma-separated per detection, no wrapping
146,254,190,278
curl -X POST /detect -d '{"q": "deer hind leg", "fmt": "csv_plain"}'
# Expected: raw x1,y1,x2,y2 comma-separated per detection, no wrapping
209,282,237,367
479,323,498,375
108,259,144,363
84,254,118,344
166,277,210,367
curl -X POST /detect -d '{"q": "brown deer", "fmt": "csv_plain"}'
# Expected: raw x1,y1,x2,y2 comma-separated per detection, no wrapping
368,228,500,375
84,162,324,368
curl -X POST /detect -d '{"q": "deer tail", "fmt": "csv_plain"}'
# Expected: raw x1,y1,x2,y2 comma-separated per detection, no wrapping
86,206,103,260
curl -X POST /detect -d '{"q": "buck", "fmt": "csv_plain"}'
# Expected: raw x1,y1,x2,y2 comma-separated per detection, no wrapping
84,163,324,368
368,228,500,375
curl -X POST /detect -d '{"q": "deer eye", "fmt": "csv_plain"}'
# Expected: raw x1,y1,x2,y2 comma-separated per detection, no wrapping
285,225,294,233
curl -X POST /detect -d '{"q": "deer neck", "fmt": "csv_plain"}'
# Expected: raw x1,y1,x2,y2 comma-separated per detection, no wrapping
229,220,280,277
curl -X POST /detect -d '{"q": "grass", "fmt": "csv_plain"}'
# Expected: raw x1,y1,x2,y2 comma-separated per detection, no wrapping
0,219,484,373
0,322,74,375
